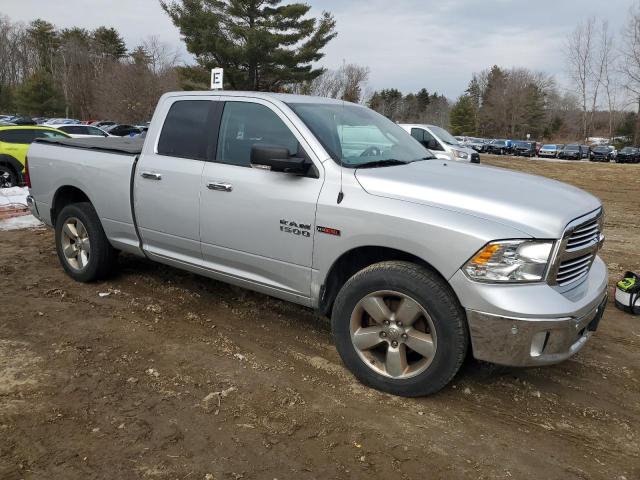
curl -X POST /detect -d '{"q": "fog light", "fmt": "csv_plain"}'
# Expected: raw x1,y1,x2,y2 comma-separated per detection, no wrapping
530,331,549,357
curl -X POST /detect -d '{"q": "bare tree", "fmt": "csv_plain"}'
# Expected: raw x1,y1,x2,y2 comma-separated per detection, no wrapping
142,36,181,76
620,1,640,141
598,20,618,140
301,63,370,103
566,17,597,141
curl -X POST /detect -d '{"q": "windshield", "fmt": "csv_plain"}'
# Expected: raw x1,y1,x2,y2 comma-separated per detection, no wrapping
621,147,634,153
542,144,556,149
593,147,608,153
287,102,434,167
565,145,579,151
429,125,460,146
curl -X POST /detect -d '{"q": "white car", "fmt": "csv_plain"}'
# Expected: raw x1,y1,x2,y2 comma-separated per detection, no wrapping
400,124,480,163
44,118,81,126
53,125,112,138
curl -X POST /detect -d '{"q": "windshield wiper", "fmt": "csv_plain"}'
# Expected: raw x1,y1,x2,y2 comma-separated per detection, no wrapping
355,159,410,169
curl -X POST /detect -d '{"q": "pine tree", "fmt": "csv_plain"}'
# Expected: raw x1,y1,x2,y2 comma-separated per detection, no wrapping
27,19,59,73
15,70,64,116
449,95,476,136
161,0,337,91
92,27,127,59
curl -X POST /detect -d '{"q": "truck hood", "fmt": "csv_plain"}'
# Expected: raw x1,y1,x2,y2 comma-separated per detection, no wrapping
354,160,601,238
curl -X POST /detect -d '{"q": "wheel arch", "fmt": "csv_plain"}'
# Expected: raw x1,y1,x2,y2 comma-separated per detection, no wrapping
51,185,92,227
318,245,456,317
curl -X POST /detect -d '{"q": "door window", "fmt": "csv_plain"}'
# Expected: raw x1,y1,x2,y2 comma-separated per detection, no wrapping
411,128,442,151
88,126,108,136
216,102,299,167
0,129,37,144
32,130,69,140
157,100,214,160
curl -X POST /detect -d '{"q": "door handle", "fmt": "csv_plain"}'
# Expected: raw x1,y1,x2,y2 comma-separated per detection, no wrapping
141,171,162,180
207,182,233,192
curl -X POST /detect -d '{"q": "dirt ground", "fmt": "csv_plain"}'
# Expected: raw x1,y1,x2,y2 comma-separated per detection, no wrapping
1,156,638,480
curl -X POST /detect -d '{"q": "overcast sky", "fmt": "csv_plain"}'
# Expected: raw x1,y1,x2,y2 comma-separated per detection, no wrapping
1,0,632,98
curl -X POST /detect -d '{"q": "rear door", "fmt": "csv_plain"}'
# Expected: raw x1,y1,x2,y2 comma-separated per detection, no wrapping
134,98,220,265
199,98,324,302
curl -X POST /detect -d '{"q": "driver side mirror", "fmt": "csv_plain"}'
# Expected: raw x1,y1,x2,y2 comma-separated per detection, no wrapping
250,145,310,175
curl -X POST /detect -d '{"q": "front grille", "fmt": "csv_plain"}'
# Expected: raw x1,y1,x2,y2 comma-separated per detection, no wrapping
556,253,594,285
550,211,603,287
566,217,600,251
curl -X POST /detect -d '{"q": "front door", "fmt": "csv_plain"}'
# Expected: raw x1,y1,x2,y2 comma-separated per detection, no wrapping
199,98,323,301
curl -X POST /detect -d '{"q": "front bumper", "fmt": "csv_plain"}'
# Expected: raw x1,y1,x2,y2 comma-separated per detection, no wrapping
450,256,608,367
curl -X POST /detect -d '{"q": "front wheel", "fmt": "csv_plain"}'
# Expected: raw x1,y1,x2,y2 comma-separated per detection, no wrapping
331,261,468,397
55,202,118,282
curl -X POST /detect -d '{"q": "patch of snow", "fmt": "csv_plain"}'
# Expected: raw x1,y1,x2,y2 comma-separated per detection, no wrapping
0,186,29,207
0,215,43,231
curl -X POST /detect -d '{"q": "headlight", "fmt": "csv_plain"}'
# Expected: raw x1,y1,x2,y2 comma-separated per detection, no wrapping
464,240,554,283
453,149,469,159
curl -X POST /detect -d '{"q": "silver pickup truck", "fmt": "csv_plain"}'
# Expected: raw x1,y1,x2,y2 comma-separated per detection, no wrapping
26,91,608,397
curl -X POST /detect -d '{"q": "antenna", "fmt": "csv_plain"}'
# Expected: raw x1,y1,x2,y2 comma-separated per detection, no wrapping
337,58,346,204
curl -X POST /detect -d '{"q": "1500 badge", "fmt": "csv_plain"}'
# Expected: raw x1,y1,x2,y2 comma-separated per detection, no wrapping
280,219,311,237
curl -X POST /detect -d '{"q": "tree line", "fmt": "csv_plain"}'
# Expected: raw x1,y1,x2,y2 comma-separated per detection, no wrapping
0,15,180,122
3,0,640,142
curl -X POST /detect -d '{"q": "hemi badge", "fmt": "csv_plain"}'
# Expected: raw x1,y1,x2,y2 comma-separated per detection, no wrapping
317,226,341,236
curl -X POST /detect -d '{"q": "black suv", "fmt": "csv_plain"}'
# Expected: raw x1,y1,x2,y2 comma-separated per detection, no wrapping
512,141,537,157
615,147,640,163
558,144,583,160
485,140,508,155
589,146,614,162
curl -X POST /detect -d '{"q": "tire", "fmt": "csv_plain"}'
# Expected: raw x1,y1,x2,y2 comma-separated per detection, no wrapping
0,165,19,188
55,202,118,282
331,261,468,397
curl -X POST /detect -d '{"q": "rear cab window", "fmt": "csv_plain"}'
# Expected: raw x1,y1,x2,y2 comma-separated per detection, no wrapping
157,100,217,160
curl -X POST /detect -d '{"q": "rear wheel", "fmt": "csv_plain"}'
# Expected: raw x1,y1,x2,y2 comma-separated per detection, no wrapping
331,261,468,397
0,165,19,188
55,202,118,282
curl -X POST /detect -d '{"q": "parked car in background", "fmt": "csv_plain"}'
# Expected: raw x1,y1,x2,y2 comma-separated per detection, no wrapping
44,118,80,126
55,125,111,138
513,141,537,157
485,139,508,155
580,145,591,159
0,120,16,126
464,138,487,153
0,126,70,187
558,144,584,160
615,146,640,163
11,116,37,126
27,90,608,397
538,144,562,158
105,124,142,137
401,124,480,163
91,120,117,129
589,146,614,162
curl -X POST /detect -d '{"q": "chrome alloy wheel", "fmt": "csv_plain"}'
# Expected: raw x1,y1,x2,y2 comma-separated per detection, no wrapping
349,290,437,379
61,217,91,271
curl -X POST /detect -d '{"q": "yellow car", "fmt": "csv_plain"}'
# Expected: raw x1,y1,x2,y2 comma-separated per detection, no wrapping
0,126,70,187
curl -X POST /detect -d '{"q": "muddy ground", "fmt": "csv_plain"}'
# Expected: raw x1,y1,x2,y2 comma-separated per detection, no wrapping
0,156,638,480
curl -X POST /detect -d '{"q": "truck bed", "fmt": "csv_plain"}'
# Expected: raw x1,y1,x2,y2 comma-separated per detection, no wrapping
28,136,143,255
34,137,144,155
